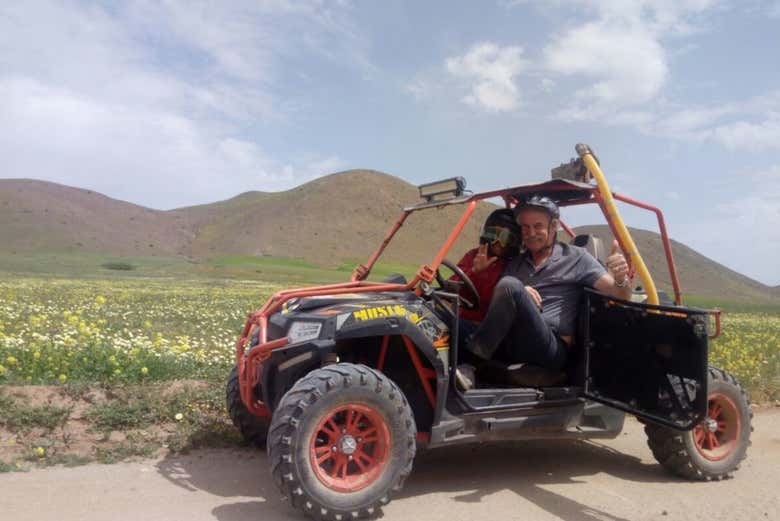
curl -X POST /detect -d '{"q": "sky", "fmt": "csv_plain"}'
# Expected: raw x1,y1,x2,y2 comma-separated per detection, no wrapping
1,1,779,285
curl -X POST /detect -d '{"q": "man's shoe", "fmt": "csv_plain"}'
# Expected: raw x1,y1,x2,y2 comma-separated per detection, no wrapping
455,364,476,391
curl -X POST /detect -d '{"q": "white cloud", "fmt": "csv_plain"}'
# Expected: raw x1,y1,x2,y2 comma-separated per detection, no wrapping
0,76,343,209
677,165,780,285
545,22,667,111
0,1,359,208
405,80,432,100
540,1,715,118
608,91,780,151
708,119,780,151
446,42,528,112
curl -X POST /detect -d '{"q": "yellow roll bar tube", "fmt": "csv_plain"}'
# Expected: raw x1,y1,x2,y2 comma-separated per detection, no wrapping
575,144,660,306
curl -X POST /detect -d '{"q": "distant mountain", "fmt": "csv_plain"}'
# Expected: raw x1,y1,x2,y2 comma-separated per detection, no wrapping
1,173,777,303
0,179,192,257
572,225,776,302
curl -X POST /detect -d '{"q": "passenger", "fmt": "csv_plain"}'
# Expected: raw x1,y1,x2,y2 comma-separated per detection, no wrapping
452,208,520,322
457,195,632,390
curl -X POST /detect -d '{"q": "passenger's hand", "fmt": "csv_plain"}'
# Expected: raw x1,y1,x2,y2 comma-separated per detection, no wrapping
525,286,542,310
606,240,629,285
472,243,498,274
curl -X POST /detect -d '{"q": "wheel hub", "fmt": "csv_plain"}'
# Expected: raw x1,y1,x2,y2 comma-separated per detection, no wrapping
339,434,358,455
309,403,391,492
693,392,741,462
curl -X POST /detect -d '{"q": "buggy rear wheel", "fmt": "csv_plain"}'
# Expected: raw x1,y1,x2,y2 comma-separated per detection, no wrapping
226,364,270,447
645,367,752,480
268,363,416,520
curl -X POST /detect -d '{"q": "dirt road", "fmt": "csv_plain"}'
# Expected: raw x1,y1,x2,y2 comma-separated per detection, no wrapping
2,410,778,521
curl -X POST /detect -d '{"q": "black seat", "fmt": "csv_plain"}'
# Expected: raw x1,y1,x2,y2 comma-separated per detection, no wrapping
571,233,607,266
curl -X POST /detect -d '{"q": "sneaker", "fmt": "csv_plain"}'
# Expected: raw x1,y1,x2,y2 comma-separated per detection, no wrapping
455,364,476,391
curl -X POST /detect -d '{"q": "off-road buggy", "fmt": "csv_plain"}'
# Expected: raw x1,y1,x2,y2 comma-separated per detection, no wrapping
226,144,752,520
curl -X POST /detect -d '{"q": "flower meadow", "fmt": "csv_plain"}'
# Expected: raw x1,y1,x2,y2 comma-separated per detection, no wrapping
0,276,778,398
0,277,279,385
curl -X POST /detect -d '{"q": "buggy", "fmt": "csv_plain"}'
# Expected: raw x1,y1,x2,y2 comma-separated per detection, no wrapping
226,144,752,520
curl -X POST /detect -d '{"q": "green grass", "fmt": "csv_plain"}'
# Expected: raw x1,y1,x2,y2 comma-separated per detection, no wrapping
94,438,158,464
0,391,71,431
683,294,780,314
0,252,424,286
0,380,239,468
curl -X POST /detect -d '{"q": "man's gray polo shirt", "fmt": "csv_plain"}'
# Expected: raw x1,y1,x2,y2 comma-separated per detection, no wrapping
505,242,605,337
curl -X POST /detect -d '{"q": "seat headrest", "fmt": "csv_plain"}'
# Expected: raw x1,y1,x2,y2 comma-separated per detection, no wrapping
571,234,607,266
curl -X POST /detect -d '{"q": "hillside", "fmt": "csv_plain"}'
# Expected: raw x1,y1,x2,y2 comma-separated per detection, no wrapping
0,173,777,303
172,170,496,266
572,225,775,302
0,179,192,257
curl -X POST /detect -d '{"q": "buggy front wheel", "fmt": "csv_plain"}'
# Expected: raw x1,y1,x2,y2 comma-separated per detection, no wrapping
268,363,416,520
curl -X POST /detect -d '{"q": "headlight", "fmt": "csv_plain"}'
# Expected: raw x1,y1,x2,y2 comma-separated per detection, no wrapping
287,321,322,343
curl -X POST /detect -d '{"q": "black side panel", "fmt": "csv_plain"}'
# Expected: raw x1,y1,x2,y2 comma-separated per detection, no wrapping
584,290,708,430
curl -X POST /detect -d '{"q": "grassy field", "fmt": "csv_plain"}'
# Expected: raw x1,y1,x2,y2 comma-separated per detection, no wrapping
0,252,421,285
0,271,778,471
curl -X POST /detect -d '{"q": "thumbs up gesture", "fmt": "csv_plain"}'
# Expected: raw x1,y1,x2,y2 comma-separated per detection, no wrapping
606,240,629,286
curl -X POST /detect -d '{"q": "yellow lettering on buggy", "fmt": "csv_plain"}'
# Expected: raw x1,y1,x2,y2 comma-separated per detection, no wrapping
351,305,421,322
352,309,369,321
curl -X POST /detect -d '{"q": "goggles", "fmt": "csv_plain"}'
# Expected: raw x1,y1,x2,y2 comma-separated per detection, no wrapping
480,226,519,248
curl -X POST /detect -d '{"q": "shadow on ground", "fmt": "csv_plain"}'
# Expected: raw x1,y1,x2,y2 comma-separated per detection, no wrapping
155,438,679,521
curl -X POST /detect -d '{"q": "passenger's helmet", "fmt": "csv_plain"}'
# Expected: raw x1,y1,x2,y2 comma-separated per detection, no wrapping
480,209,520,251
514,195,560,220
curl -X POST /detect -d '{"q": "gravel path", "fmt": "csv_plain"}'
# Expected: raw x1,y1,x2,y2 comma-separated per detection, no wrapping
2,410,778,521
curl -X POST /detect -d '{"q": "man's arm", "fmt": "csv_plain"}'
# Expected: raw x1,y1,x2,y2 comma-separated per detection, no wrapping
593,240,632,300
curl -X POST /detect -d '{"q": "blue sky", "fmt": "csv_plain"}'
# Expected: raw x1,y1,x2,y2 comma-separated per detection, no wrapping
1,1,779,285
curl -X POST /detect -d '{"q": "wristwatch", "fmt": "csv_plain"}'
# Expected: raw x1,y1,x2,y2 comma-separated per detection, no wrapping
614,276,630,288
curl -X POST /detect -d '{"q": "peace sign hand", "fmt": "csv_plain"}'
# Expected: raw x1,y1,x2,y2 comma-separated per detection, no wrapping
473,243,498,274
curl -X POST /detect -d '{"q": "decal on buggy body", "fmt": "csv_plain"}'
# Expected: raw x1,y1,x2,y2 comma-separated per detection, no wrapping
416,318,439,342
350,305,422,324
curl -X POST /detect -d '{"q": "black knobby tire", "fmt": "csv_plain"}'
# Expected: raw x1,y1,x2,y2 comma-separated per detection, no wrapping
268,363,416,521
645,366,752,480
226,364,270,447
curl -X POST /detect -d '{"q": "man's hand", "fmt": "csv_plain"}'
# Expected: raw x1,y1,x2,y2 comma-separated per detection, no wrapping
525,286,543,310
606,240,629,286
472,243,498,274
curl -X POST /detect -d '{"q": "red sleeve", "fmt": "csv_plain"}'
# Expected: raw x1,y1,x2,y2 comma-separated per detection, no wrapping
452,250,508,322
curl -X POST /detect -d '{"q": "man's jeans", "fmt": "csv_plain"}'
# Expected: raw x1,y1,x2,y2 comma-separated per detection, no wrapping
460,276,567,371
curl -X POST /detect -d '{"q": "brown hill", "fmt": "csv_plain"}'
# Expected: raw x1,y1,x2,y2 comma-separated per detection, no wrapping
0,173,776,303
172,170,496,266
572,225,775,302
0,179,192,257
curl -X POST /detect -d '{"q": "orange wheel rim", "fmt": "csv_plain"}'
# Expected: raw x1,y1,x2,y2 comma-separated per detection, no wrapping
309,403,391,492
692,392,740,461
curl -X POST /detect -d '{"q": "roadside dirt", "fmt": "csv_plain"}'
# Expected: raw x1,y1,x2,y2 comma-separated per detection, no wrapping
0,382,223,467
2,409,778,521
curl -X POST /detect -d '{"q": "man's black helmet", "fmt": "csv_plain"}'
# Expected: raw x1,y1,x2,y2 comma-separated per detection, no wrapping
480,209,520,249
514,195,560,220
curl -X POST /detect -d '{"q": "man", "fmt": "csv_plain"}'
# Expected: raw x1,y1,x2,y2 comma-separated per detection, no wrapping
458,195,631,388
453,208,520,322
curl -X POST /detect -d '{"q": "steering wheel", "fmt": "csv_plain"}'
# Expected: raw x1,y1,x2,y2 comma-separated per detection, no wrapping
434,258,480,310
